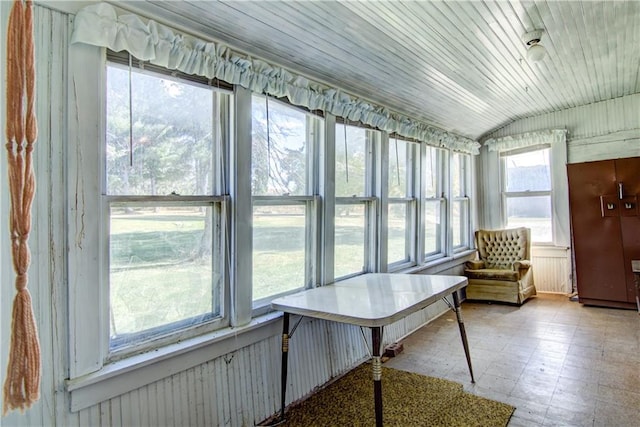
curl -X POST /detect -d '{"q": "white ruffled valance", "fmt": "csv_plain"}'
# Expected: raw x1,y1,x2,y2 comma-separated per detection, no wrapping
484,129,567,152
70,3,480,155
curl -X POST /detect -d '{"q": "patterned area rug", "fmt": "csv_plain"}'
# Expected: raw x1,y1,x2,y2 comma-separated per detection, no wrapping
281,363,514,427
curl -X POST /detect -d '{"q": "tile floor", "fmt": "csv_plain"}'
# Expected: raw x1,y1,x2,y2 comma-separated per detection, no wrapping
385,293,640,426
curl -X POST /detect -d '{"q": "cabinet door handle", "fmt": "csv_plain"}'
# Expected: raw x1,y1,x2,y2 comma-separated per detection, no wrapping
618,182,624,199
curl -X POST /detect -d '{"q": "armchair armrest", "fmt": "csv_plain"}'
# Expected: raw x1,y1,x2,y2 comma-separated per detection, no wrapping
513,260,531,272
465,260,485,270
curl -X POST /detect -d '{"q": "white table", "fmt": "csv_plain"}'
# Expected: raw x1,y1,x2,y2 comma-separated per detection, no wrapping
270,273,475,427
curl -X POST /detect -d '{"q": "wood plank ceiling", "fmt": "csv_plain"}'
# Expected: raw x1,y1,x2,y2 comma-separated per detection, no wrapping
118,0,640,140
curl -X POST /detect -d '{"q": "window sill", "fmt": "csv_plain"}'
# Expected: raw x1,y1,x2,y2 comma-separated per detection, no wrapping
398,250,476,275
66,311,283,412
531,243,570,249
453,248,477,260
531,245,571,257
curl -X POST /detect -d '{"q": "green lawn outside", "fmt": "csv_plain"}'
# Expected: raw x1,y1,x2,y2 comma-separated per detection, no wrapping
109,209,431,338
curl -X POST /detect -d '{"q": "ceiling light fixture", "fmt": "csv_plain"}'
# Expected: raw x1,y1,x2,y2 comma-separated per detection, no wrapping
522,29,546,62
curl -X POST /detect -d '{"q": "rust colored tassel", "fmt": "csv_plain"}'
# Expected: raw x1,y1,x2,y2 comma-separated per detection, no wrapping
3,0,41,415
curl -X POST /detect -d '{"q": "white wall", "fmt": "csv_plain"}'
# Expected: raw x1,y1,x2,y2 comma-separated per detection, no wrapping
485,93,640,164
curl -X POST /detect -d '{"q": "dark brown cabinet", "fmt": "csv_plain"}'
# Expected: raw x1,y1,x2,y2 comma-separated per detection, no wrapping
567,157,640,309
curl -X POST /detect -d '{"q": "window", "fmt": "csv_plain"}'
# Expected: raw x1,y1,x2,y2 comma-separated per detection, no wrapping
451,152,471,251
387,138,418,268
105,60,231,353
251,95,322,304
423,146,446,259
334,123,379,278
501,146,552,243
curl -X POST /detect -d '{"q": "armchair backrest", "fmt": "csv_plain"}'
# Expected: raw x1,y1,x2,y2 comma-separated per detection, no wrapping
475,228,531,269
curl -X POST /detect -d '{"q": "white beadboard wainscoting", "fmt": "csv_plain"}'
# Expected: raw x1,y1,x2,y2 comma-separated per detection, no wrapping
531,246,572,294
71,287,451,426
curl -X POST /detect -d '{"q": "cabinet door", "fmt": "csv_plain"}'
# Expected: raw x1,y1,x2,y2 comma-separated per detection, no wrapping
615,157,640,303
568,160,627,302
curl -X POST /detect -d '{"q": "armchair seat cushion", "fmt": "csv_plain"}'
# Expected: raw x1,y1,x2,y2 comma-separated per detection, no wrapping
464,268,519,282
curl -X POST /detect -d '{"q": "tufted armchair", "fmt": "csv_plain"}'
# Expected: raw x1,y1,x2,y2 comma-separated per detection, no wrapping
464,227,536,305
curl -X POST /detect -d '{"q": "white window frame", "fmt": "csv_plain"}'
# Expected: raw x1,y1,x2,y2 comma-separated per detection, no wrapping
67,44,240,373
386,137,419,270
481,130,569,248
67,47,282,411
420,145,447,261
105,197,230,359
333,124,380,279
450,152,472,252
250,95,324,312
102,57,234,358
500,144,553,244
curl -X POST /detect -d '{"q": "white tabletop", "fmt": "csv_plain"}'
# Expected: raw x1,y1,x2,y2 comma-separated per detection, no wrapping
271,273,468,327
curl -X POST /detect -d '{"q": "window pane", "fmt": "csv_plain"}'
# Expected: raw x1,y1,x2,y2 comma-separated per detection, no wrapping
253,205,307,300
451,153,468,197
424,147,440,198
451,153,470,250
506,196,552,242
505,148,551,192
388,202,409,264
424,200,442,255
452,200,469,248
335,204,366,277
335,124,367,197
251,96,312,196
109,206,218,345
388,139,410,198
106,66,217,196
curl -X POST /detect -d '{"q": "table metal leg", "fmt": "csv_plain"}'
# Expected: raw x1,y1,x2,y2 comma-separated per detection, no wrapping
452,291,475,383
371,326,383,427
279,312,290,422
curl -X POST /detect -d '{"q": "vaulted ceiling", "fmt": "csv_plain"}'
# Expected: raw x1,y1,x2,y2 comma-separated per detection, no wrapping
117,0,640,141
